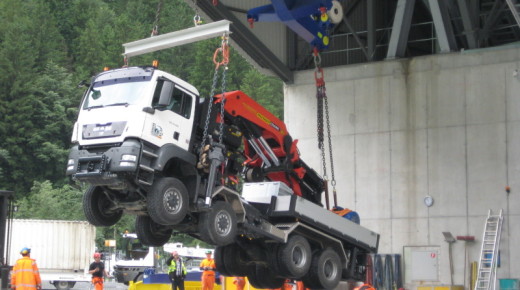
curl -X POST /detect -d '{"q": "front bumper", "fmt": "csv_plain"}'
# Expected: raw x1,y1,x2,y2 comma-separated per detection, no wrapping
66,139,141,186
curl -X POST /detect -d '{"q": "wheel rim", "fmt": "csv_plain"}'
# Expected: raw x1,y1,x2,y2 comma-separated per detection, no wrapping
163,188,182,214
323,258,339,279
291,245,308,268
215,210,231,236
94,189,118,219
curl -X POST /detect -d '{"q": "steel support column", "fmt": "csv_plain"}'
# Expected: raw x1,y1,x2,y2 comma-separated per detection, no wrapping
428,0,458,52
505,0,520,28
387,0,416,59
367,0,376,60
457,0,478,49
342,15,369,60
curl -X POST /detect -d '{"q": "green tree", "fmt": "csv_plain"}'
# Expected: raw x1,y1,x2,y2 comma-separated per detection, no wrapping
240,69,284,119
15,180,84,220
0,1,70,194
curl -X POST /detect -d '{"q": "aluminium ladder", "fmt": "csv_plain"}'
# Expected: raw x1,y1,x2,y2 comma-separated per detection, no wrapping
474,209,503,290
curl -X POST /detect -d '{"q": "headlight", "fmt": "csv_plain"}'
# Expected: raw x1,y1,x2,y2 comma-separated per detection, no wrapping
67,159,75,165
67,165,75,171
121,154,137,162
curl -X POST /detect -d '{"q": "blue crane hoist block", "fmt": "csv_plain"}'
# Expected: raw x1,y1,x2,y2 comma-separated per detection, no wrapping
247,0,334,50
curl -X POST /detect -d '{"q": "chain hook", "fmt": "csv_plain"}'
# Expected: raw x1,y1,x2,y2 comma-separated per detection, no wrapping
213,34,230,70
313,47,325,88
193,14,202,26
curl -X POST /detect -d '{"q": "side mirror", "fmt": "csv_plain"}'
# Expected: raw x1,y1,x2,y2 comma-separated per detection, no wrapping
158,81,174,107
77,80,90,88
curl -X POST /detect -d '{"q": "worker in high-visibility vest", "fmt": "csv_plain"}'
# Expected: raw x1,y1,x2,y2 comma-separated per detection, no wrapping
199,250,216,290
11,247,42,290
166,251,187,290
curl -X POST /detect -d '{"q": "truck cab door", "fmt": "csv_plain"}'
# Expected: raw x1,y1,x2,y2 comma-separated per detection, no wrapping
144,78,195,151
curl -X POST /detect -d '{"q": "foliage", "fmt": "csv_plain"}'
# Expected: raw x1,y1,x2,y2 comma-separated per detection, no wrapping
15,181,84,220
1,0,284,247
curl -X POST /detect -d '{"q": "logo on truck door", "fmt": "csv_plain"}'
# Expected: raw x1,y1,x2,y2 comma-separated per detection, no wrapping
152,123,163,139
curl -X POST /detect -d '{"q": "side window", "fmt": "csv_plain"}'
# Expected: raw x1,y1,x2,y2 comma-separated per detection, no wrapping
151,79,193,119
175,87,193,119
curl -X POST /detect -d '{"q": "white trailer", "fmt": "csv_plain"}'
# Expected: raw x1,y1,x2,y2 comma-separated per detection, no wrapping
7,219,96,290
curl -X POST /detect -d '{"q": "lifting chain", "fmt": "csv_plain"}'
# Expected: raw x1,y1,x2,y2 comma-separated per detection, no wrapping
314,47,338,209
198,34,230,170
151,0,163,36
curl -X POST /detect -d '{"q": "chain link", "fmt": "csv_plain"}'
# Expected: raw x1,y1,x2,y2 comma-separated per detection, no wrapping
314,48,337,202
151,0,163,36
219,65,227,145
201,68,219,150
324,92,336,189
200,34,229,150
217,35,229,145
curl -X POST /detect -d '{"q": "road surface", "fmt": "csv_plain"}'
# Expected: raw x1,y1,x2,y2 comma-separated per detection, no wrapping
42,280,128,290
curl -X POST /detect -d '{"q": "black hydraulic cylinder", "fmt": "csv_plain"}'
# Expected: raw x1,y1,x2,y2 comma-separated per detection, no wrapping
204,144,225,206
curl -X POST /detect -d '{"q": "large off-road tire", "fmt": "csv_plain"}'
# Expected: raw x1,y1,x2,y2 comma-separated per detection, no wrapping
247,264,285,289
198,201,237,246
83,186,122,226
214,246,232,277
148,177,189,225
277,234,312,278
135,215,172,246
302,248,342,289
222,244,249,276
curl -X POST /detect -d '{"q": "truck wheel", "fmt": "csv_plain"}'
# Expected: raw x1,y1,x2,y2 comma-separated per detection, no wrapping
133,273,144,283
277,234,312,278
248,264,285,289
148,177,189,225
53,281,74,290
198,201,237,246
222,244,249,276
135,215,172,246
214,246,232,276
302,248,342,289
83,186,122,226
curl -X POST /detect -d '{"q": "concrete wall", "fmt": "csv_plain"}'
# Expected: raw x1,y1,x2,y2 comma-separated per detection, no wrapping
285,45,520,288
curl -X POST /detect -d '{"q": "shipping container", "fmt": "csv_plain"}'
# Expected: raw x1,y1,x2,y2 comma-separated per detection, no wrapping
7,219,96,289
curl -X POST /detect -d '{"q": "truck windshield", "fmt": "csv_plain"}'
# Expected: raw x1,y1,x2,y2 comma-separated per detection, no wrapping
83,79,150,110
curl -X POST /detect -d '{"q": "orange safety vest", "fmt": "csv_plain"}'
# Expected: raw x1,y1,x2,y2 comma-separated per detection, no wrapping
199,258,216,275
200,258,216,290
11,257,42,290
